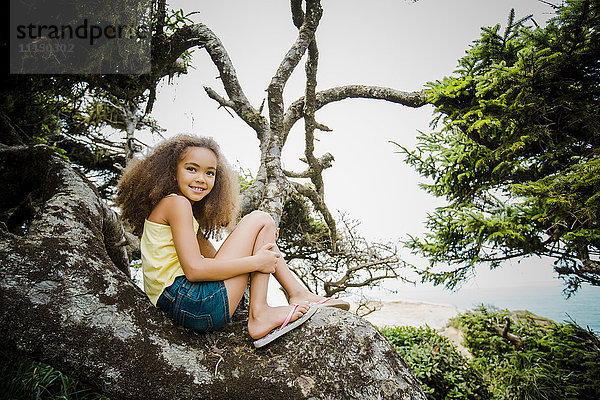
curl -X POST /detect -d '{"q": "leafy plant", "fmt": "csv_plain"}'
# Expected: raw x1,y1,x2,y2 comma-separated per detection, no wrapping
454,306,600,400
381,325,491,400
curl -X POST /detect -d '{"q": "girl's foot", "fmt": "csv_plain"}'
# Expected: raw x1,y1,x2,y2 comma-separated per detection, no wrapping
288,291,350,311
248,303,311,340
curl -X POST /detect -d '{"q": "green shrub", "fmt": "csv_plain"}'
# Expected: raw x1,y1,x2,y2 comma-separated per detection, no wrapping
454,306,600,400
381,325,491,400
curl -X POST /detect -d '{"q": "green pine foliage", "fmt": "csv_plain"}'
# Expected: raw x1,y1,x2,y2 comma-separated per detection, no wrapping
381,325,491,400
397,0,600,293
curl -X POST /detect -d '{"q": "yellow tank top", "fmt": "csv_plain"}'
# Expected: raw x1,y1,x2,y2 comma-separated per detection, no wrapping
141,217,199,306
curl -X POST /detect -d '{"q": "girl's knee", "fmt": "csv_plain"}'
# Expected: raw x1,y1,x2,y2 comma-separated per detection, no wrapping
246,210,275,229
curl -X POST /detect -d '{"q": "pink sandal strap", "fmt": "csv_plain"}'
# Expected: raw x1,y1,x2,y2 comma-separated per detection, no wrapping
280,304,300,330
316,298,331,304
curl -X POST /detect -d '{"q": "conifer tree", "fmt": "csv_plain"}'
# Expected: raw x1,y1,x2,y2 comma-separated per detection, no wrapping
400,0,600,293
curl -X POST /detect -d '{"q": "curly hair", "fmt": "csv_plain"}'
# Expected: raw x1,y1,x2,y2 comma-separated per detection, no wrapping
116,134,240,238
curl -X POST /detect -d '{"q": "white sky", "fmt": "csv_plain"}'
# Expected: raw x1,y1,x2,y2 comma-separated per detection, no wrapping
141,0,561,294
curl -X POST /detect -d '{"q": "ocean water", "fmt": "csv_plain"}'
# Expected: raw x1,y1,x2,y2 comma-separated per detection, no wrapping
370,282,600,334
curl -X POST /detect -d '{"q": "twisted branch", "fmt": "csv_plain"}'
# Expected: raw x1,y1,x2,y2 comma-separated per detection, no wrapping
189,23,268,138
268,0,322,144
283,85,428,140
283,0,338,250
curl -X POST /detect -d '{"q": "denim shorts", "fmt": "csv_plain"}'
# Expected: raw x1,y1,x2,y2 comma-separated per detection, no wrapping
156,276,232,332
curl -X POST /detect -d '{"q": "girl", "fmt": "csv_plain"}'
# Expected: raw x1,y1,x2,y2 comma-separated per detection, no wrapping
116,134,349,348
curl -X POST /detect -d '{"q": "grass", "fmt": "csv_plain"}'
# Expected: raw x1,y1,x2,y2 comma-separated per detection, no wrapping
0,351,108,400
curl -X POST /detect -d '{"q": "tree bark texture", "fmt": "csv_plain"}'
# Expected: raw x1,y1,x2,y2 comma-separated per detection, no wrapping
0,144,426,399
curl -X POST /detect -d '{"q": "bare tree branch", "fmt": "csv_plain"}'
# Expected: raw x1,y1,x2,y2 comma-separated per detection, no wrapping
302,41,319,180
290,0,305,29
194,2,427,228
284,168,312,179
490,317,524,350
186,24,268,138
283,85,428,139
237,0,323,222
284,213,411,297
268,0,322,142
283,0,339,250
203,86,235,109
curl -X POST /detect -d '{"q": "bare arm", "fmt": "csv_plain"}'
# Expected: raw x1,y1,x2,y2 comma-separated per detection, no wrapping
197,230,217,258
161,196,277,281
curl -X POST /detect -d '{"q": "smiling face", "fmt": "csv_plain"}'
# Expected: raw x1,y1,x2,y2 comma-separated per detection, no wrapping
176,146,217,203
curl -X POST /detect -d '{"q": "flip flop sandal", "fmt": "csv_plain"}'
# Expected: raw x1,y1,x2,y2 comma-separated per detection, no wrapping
314,297,350,311
253,304,318,348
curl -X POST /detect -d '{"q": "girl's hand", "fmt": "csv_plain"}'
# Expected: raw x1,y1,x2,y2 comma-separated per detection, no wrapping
254,243,280,274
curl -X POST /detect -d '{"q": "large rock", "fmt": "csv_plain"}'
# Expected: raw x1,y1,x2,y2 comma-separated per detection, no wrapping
0,144,426,399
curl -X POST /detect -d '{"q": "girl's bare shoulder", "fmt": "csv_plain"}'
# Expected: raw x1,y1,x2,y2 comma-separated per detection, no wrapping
147,194,192,225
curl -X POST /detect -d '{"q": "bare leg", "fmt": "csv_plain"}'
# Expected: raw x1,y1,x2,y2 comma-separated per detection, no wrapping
214,211,310,338
271,247,337,305
271,244,308,298
246,271,309,339
227,212,330,304
239,217,336,306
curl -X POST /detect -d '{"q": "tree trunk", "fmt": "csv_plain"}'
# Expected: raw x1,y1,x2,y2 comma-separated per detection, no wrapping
0,144,426,400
